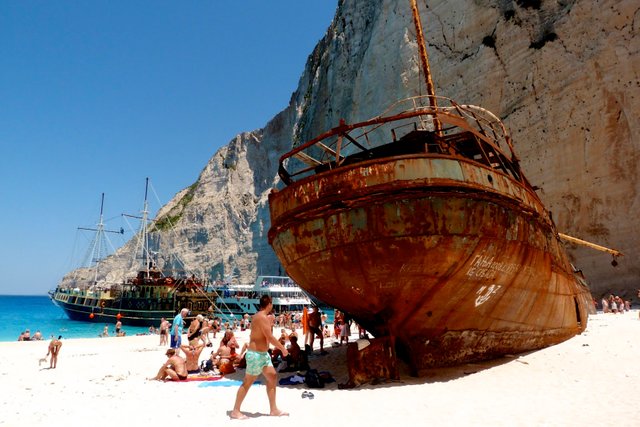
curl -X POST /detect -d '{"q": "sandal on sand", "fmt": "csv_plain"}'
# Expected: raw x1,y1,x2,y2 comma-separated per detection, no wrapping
302,391,315,399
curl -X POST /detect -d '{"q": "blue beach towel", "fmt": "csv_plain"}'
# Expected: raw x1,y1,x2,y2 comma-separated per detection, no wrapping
198,379,262,388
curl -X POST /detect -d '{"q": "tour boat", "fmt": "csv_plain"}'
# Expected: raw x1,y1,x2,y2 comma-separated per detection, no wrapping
50,179,216,327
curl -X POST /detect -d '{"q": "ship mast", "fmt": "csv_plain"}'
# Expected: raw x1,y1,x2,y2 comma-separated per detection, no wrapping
125,178,153,277
410,0,443,136
77,193,124,285
141,177,151,276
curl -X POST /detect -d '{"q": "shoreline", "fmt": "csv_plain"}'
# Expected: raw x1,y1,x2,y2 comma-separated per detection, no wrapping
1,311,639,426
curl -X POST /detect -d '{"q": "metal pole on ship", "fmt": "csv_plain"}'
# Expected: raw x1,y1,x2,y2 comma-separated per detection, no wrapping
410,0,443,137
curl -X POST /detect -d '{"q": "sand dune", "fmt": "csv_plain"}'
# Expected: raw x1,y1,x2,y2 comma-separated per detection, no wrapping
1,310,638,426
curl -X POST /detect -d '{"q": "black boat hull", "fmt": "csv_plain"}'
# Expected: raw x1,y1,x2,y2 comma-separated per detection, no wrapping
50,290,215,327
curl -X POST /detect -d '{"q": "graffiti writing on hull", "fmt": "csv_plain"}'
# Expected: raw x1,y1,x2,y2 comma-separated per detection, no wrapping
475,284,502,307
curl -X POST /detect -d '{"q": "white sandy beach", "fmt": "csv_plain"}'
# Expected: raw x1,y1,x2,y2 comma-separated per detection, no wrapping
1,310,639,427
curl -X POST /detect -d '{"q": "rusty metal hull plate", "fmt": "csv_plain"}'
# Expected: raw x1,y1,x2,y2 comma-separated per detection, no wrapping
268,155,592,371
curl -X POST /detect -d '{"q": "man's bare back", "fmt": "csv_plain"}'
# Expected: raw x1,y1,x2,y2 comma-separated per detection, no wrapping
248,310,272,352
167,355,187,377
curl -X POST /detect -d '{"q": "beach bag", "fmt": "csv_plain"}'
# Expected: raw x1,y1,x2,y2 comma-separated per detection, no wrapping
304,369,325,389
220,361,236,375
237,355,246,369
300,349,310,371
200,359,214,372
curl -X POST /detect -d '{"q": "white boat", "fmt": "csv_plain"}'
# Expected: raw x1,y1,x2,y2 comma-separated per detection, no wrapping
212,275,313,320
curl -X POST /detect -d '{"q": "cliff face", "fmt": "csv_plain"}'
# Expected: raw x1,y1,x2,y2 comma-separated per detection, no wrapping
64,0,639,298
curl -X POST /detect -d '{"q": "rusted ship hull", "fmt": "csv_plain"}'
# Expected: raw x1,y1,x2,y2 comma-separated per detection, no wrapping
268,1,593,373
269,154,592,371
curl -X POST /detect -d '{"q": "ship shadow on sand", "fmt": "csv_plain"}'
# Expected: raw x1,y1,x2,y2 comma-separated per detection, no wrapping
221,343,538,391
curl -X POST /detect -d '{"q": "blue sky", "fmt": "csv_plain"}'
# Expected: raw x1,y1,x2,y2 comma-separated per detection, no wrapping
0,1,337,295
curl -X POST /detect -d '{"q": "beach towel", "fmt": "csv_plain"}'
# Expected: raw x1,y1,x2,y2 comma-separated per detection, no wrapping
197,379,262,388
302,307,309,336
182,374,224,382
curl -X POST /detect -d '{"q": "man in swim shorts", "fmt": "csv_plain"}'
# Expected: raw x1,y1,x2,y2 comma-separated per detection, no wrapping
230,295,289,419
306,305,326,354
245,349,272,376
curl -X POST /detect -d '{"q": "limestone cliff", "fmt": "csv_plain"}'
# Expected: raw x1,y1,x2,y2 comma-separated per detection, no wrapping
63,0,639,298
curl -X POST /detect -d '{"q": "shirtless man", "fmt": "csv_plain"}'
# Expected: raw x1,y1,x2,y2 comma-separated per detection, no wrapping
180,343,206,374
230,295,289,419
150,348,188,381
159,317,169,346
306,306,325,354
212,318,221,338
46,335,62,369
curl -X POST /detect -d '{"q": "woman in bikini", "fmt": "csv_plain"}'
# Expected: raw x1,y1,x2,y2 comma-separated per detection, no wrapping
213,330,240,373
187,314,204,345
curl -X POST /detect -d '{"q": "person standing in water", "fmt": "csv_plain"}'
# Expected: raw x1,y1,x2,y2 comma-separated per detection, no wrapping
230,295,289,419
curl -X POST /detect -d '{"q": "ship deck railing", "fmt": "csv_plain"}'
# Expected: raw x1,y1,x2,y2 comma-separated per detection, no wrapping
279,95,525,185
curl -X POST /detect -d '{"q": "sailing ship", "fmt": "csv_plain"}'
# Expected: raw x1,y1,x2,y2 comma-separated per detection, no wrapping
49,179,216,327
267,1,600,373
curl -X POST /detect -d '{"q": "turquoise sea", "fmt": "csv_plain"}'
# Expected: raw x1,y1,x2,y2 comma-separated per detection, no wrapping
0,295,336,342
0,295,152,342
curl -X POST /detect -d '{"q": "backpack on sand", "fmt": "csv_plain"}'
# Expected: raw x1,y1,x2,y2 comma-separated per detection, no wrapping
304,368,325,389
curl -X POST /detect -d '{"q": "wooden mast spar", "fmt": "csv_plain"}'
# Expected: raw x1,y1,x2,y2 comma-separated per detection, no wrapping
410,0,442,136
558,233,624,267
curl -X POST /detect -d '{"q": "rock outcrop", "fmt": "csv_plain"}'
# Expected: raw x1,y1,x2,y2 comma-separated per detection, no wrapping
62,0,639,299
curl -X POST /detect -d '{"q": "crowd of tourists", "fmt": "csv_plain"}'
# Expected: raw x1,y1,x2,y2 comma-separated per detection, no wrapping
598,294,631,313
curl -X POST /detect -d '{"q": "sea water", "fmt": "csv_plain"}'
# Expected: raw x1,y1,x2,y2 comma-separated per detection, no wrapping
0,295,152,342
0,295,338,342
